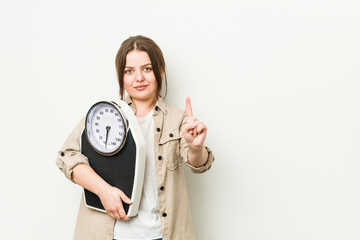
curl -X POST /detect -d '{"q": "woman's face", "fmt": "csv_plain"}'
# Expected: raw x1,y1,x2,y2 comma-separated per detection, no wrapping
123,50,157,103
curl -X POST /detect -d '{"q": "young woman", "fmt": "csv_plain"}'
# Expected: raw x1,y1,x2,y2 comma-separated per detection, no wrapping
56,35,214,240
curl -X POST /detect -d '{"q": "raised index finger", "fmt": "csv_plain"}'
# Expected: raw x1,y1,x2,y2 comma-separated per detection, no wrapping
186,97,193,118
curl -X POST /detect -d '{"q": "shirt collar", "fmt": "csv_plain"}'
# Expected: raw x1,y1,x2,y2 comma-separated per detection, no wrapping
124,95,167,115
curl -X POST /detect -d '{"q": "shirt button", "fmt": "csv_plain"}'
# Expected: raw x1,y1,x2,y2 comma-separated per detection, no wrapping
157,128,161,132
158,156,162,160
60,152,65,157
169,133,174,137
162,212,167,217
160,186,164,191
155,106,159,111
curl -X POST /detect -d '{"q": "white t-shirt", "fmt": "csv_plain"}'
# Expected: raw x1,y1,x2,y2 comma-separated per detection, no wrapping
113,109,162,240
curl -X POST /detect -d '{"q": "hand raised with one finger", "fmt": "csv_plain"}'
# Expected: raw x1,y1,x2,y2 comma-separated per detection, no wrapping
182,97,207,149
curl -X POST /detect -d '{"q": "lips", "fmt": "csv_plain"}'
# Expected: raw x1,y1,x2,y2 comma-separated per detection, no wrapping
134,85,148,91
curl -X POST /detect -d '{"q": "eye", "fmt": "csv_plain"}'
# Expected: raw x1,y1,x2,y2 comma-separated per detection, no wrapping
144,66,152,72
124,69,133,74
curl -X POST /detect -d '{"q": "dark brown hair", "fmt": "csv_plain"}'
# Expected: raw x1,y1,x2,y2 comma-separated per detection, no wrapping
115,35,167,101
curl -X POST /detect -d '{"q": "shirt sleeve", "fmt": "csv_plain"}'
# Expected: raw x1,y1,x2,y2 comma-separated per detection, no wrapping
55,116,89,182
179,112,215,174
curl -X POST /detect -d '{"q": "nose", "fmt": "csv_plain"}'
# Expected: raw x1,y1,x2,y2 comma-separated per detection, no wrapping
136,69,144,82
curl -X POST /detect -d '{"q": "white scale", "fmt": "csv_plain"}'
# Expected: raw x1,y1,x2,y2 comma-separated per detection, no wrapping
81,100,145,217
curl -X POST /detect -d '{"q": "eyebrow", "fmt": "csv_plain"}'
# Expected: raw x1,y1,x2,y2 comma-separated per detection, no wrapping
125,63,152,68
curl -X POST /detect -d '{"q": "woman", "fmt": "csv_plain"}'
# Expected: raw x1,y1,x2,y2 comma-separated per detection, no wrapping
56,35,214,240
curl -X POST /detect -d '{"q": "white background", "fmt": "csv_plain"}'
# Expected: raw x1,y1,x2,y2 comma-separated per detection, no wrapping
1,0,360,239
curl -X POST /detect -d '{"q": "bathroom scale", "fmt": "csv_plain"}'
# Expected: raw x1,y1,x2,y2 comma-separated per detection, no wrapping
81,100,145,217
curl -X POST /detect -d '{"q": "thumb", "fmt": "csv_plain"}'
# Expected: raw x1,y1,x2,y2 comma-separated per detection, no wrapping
119,191,132,204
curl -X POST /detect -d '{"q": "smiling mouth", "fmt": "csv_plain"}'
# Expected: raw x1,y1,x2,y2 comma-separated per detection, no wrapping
135,85,147,90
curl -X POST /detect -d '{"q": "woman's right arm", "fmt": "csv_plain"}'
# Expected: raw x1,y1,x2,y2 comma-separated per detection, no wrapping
56,117,131,221
72,164,131,221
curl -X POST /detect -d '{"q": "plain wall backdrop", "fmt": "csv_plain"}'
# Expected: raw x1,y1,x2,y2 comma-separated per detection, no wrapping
1,0,360,239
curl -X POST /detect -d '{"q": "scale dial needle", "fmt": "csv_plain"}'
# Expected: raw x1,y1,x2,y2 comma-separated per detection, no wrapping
105,126,111,148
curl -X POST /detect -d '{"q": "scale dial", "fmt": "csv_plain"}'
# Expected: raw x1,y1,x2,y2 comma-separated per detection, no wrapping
85,101,128,156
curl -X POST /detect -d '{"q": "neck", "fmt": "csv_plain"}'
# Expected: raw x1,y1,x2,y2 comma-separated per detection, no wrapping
132,98,156,117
